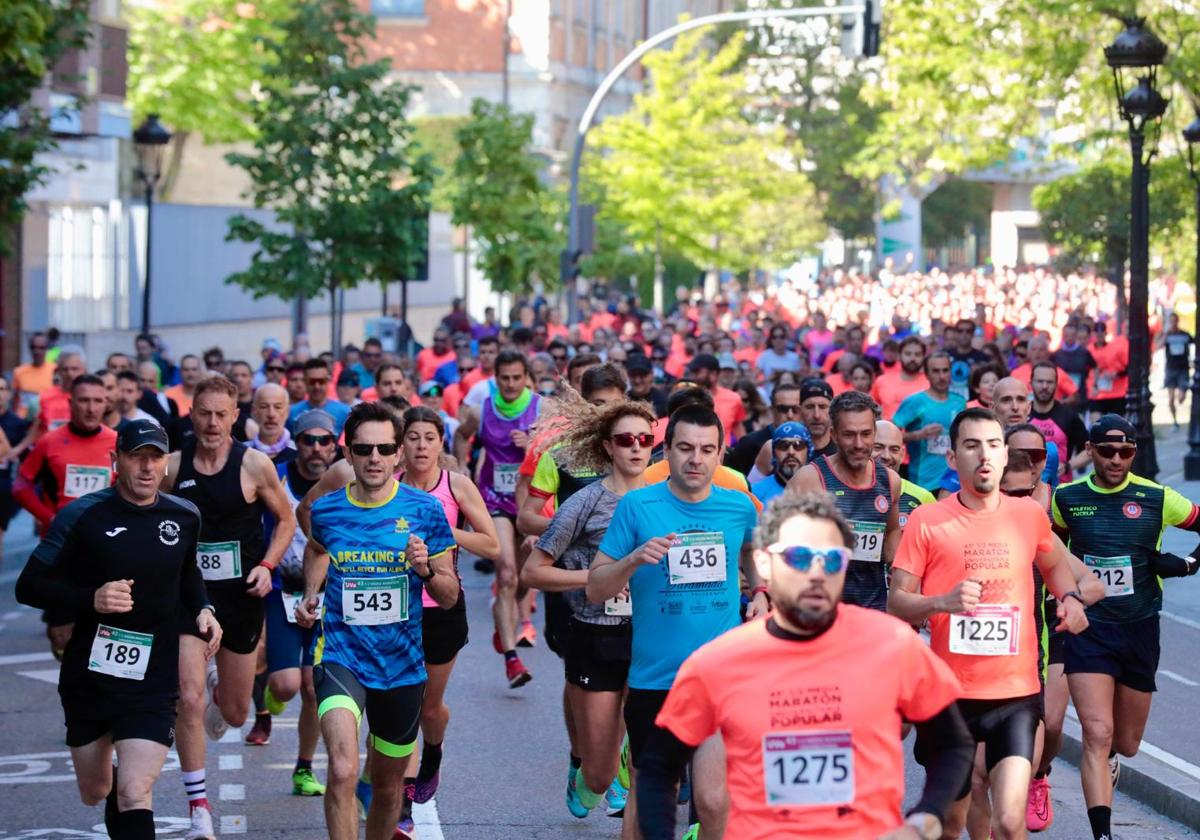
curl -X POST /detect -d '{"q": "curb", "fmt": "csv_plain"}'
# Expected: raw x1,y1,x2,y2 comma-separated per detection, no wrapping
1059,713,1200,831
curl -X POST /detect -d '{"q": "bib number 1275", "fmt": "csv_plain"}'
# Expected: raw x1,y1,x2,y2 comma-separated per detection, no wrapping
763,732,854,806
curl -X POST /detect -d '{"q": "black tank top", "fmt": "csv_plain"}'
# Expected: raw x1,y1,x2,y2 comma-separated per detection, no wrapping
813,455,891,611
175,439,266,586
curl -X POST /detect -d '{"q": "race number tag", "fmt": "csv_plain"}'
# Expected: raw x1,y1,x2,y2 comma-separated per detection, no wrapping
667,533,727,585
850,521,885,563
64,464,110,498
342,577,407,625
282,591,324,625
927,434,951,456
605,590,632,617
763,731,854,806
949,605,1019,656
197,541,242,582
88,625,152,680
492,463,519,494
1084,555,1134,598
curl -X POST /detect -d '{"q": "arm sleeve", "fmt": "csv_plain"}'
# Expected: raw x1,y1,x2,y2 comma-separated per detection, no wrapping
653,654,718,748
597,495,638,560
1162,486,1200,530
14,505,93,612
635,726,697,840
908,703,974,823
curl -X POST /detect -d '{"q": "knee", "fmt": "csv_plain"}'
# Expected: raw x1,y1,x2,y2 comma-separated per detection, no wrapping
420,702,447,728
78,780,110,807
1081,716,1115,749
1114,733,1142,758
325,753,358,791
270,672,301,702
221,695,250,728
495,564,518,592
117,776,154,811
178,680,206,719
995,805,1026,838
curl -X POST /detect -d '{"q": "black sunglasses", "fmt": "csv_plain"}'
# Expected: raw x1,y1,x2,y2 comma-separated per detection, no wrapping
267,365,286,373
349,442,399,457
1094,444,1136,460
773,404,802,415
1002,486,1036,498
299,433,335,447
1011,447,1047,466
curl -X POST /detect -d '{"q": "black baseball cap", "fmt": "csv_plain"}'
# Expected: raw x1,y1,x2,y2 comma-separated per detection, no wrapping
625,355,653,374
687,353,720,374
799,377,834,403
117,419,169,453
1089,414,1136,445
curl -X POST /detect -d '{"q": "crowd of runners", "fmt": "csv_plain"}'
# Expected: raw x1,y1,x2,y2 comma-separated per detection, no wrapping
8,269,1200,840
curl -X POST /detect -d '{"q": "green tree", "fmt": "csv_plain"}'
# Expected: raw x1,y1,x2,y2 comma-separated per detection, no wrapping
449,99,561,296
923,180,993,251
412,115,470,212
0,0,90,255
225,0,434,349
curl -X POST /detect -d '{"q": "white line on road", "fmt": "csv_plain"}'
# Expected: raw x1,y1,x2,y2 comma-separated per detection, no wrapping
219,728,242,744
1159,669,1200,687
220,814,247,834
218,754,243,771
413,800,445,840
2,610,27,620
0,652,54,666
17,668,59,685
1066,707,1200,781
1162,610,1200,632
219,783,245,801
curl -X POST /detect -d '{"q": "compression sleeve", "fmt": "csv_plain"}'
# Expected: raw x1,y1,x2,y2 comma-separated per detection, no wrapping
908,702,974,822
635,726,697,840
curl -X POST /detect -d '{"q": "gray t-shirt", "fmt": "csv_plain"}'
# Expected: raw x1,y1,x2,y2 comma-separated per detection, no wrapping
535,479,625,626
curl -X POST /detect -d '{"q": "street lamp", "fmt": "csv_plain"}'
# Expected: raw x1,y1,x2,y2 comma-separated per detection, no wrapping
1105,17,1168,479
1182,106,1200,479
132,114,171,335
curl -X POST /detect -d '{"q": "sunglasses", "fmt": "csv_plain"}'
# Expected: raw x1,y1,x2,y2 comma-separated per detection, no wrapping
1002,486,1036,498
611,432,653,448
299,433,335,447
773,403,801,416
774,439,807,453
349,442,399,457
768,544,850,574
306,377,330,386
1094,443,1136,460
267,366,286,373
1012,447,1047,466
362,351,382,358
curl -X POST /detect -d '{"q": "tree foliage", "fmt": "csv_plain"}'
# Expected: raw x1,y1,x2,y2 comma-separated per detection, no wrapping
224,0,434,315
923,180,993,250
449,99,561,295
585,26,824,274
0,0,90,255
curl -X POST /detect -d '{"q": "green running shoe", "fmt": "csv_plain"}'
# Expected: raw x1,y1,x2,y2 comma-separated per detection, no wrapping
292,768,326,796
682,823,700,840
618,735,631,790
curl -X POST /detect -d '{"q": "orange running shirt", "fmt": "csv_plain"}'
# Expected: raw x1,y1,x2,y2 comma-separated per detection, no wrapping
656,609,961,840
19,423,118,514
642,460,764,513
870,371,928,421
892,493,1053,700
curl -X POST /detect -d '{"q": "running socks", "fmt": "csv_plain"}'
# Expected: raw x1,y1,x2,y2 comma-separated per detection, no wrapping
570,754,582,770
416,742,443,784
503,650,518,662
296,758,313,773
1088,805,1112,840
182,769,208,808
576,779,604,811
115,809,155,839
252,671,268,714
105,765,119,836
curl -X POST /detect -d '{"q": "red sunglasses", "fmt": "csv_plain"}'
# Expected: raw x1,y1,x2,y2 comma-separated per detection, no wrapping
611,433,653,448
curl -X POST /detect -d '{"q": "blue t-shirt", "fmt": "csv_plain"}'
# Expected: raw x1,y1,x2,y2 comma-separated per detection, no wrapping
310,481,456,689
287,399,351,436
751,474,787,506
892,390,966,491
598,482,757,691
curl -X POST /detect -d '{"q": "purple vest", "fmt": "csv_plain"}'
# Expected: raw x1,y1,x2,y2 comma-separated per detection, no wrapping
479,393,540,515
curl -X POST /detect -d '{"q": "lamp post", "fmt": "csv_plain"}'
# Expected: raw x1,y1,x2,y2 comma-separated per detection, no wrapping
1182,107,1200,479
132,114,171,335
1105,17,1168,479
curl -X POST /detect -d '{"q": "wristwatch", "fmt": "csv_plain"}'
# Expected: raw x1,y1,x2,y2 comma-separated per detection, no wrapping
1062,590,1085,607
905,812,942,840
415,564,435,582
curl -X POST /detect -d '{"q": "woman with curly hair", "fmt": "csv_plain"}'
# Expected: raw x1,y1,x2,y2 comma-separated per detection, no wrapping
520,398,656,824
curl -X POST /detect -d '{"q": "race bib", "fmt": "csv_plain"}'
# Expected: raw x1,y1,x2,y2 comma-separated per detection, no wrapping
64,464,110,499
763,731,854,806
342,577,407,625
605,590,632,617
282,591,324,625
949,605,1019,656
1085,555,1134,598
850,521,885,563
667,532,727,585
88,625,152,680
492,463,519,494
197,541,242,582
927,434,951,456
1097,373,1115,393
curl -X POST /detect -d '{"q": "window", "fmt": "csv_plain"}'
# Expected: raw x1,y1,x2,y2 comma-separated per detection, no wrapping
372,0,425,16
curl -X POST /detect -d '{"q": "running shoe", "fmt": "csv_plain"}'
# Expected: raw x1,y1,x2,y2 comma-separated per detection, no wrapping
411,764,441,804
264,684,286,716
506,655,532,688
516,620,537,648
565,768,589,819
605,777,628,817
393,816,416,839
682,823,700,840
617,735,631,789
184,803,217,840
1109,753,1121,790
356,778,373,820
292,768,325,796
1026,775,1053,832
245,713,271,746
203,662,228,741
492,630,504,654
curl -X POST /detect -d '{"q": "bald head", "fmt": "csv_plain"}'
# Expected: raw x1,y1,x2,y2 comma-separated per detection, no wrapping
1029,334,1051,363
873,420,905,471
991,377,1031,427
251,383,290,443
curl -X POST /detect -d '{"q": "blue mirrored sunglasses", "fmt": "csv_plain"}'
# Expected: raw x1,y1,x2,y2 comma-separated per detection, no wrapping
768,544,850,574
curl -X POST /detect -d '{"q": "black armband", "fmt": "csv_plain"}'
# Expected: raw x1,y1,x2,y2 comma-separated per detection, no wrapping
909,702,974,823
636,726,697,840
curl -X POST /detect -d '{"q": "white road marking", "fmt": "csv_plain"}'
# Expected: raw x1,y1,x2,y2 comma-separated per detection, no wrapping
218,754,243,771
1159,669,1200,687
1066,707,1200,781
1162,610,1200,632
0,652,54,666
2,610,26,620
17,668,59,685
219,728,242,744
219,783,245,801
413,800,445,840
219,814,247,834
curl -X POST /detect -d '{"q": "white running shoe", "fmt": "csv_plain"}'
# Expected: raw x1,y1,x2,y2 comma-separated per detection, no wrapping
1109,753,1121,790
184,803,217,840
203,665,228,741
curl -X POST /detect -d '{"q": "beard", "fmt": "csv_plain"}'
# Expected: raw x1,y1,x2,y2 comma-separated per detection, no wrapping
775,590,837,634
971,474,996,494
777,457,802,481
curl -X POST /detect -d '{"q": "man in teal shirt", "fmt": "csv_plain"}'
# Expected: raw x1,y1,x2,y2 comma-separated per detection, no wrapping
892,352,965,492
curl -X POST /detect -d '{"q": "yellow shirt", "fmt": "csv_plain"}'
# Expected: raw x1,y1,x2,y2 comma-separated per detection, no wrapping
642,460,764,513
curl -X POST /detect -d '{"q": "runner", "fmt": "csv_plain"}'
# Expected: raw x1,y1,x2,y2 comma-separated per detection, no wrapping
114,370,158,429
750,422,812,506
454,350,541,687
1054,414,1200,840
870,335,928,420
726,381,801,477
893,351,966,492
1029,361,1089,479
637,492,974,840
33,345,88,435
14,419,221,840
522,399,657,824
788,391,901,611
1155,312,1193,427
797,378,837,458
873,419,934,530
248,383,296,464
288,359,352,436
162,375,297,840
258,410,338,796
295,401,457,840
0,377,31,564
588,403,769,840
13,331,54,418
889,406,1092,840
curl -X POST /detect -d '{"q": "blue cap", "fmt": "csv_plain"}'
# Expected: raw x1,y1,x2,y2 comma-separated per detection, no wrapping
772,421,813,461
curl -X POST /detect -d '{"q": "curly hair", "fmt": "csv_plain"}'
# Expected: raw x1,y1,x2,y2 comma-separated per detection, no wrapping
549,397,657,475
